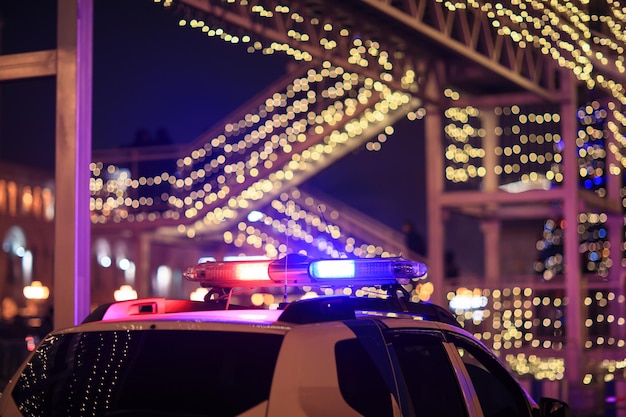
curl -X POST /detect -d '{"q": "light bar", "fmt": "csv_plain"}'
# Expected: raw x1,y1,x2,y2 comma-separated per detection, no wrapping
311,260,355,279
183,256,427,288
310,258,427,284
183,260,273,287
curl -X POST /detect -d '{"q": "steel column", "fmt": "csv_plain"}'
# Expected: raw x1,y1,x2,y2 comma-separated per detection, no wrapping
54,0,93,327
561,69,586,409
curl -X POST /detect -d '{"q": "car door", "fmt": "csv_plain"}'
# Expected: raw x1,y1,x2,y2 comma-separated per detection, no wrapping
268,321,403,417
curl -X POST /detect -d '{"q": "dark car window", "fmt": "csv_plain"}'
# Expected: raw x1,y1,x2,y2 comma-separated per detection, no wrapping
12,329,283,417
449,334,532,417
335,338,393,417
386,330,469,417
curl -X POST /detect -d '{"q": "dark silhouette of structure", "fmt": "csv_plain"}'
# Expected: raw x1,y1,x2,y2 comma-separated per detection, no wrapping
402,220,426,258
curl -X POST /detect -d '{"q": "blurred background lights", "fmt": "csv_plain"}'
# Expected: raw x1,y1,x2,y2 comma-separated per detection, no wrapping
117,257,131,271
114,285,138,302
190,287,209,301
23,281,50,301
247,210,264,222
98,255,112,268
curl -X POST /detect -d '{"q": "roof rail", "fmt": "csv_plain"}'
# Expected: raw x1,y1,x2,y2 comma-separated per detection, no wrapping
277,295,460,327
82,294,459,327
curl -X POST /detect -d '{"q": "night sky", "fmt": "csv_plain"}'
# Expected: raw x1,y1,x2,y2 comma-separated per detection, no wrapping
0,1,291,159
0,0,449,270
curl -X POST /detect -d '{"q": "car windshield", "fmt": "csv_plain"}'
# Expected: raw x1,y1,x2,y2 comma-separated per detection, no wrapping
12,329,283,417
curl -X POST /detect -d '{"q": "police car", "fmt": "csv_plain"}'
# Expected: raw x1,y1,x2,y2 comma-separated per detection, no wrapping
0,255,570,417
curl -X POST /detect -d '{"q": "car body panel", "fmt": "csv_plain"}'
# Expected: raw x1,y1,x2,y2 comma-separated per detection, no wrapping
0,295,558,417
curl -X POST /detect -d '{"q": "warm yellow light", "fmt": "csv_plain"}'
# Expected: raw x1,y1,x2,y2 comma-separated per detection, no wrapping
23,281,50,300
114,285,138,301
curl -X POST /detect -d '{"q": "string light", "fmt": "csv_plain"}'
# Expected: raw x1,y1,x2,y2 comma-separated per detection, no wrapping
451,285,625,380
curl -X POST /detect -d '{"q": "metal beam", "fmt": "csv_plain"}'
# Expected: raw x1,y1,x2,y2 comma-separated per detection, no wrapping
54,0,93,327
560,69,585,409
578,189,623,213
358,0,557,101
439,188,623,213
458,204,564,220
437,188,567,206
0,50,57,81
454,91,567,108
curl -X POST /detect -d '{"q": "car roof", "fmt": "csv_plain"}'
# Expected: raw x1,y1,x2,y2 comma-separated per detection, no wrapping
81,294,461,328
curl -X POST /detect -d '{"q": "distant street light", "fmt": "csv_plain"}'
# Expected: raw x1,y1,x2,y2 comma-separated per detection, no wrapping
23,281,50,300
114,285,138,301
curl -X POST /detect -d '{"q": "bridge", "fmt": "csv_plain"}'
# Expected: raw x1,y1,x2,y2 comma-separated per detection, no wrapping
2,0,626,412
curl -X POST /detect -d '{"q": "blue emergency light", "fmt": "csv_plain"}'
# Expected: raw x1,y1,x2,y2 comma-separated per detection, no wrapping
183,256,427,288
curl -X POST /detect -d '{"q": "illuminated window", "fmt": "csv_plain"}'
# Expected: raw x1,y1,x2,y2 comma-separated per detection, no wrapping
7,181,17,217
32,186,42,219
0,180,5,215
42,187,54,221
22,186,33,215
